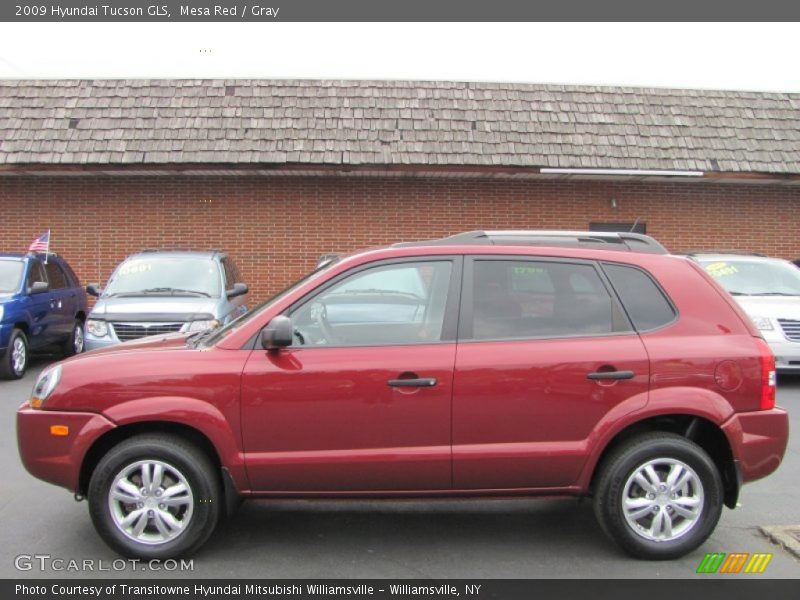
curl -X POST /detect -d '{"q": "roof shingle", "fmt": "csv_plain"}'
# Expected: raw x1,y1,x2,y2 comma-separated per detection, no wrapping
0,79,799,173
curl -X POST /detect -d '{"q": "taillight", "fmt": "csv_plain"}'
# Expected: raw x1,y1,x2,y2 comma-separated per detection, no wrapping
755,337,776,410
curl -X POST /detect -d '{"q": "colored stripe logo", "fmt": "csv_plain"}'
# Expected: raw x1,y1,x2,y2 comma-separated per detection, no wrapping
696,552,772,574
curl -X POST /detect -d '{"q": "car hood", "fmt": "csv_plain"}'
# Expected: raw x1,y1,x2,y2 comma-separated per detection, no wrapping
733,295,800,320
76,330,192,360
90,295,219,320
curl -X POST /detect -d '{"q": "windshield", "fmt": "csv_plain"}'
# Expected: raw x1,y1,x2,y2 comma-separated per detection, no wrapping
700,259,800,296
0,260,24,293
198,262,335,346
104,256,221,297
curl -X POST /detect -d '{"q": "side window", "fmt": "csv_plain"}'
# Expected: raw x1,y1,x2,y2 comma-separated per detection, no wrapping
59,261,80,287
291,261,453,346
603,263,676,330
26,261,47,288
221,259,235,290
44,262,68,289
470,260,626,340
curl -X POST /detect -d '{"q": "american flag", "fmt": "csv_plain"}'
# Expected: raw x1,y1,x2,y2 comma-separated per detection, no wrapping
28,230,50,253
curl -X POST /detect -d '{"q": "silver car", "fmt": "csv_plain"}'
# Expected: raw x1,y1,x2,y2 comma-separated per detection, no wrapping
693,253,800,372
84,250,248,351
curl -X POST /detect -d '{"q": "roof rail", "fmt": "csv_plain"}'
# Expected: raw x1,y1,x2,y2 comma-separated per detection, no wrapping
394,230,668,254
138,248,224,255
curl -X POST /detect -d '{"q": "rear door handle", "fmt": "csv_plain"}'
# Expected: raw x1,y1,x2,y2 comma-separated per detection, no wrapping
387,378,438,388
587,370,635,381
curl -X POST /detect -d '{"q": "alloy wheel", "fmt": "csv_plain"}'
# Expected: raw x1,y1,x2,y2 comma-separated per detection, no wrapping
108,460,194,545
621,457,704,542
11,337,26,376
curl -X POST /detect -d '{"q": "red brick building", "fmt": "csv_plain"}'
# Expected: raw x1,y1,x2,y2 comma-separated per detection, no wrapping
1,80,798,301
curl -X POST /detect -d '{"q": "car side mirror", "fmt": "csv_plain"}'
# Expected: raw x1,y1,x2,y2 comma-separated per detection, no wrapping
86,284,102,297
29,281,49,295
261,315,293,350
226,282,248,299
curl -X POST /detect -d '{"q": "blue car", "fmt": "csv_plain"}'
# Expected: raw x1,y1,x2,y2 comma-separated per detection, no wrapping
0,253,88,379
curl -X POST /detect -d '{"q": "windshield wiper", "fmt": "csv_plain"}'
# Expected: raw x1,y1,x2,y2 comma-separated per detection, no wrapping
749,292,799,297
727,291,751,296
138,287,211,297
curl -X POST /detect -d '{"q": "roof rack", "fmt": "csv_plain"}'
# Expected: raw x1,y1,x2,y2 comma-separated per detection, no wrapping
138,248,225,255
394,230,668,254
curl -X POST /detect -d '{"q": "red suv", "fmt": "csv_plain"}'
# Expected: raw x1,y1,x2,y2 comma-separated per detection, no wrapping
17,231,789,560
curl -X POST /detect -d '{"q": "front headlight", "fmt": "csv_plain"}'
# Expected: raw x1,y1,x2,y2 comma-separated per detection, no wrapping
184,319,220,333
86,319,108,337
0,304,4,322
30,364,62,409
751,316,774,331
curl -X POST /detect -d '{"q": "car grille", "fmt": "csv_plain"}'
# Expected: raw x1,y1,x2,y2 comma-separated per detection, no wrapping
778,319,800,342
112,322,184,341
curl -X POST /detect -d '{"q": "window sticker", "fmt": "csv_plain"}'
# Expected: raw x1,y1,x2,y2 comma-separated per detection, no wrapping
705,262,739,278
117,262,153,277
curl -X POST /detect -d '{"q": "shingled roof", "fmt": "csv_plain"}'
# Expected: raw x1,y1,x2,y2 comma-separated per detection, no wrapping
1,79,799,174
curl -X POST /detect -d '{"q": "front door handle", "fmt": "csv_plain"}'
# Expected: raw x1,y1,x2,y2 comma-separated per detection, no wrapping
387,377,438,388
587,370,635,381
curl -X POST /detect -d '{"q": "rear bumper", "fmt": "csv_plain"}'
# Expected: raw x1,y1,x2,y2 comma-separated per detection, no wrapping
17,404,116,493
722,407,789,484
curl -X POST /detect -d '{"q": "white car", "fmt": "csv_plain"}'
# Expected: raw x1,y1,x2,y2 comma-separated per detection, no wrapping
693,254,800,372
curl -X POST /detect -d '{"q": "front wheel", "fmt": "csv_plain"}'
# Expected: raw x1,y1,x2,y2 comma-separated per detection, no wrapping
593,432,723,560
88,434,221,559
0,328,28,380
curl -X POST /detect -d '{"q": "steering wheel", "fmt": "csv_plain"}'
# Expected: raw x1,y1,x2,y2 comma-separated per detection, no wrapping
311,302,339,345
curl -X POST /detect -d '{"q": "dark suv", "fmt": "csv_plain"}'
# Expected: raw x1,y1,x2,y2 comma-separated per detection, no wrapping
1,252,88,379
17,231,788,560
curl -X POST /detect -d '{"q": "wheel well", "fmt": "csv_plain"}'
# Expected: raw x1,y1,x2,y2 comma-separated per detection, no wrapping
590,415,739,509
14,322,29,336
76,311,86,322
78,421,222,497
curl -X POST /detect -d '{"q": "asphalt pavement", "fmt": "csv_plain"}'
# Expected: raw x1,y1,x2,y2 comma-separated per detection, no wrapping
1,356,797,579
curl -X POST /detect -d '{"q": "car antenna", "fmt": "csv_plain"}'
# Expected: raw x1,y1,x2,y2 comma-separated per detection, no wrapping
629,217,641,233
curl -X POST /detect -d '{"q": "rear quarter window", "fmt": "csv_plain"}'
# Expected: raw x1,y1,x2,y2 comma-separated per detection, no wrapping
602,263,676,331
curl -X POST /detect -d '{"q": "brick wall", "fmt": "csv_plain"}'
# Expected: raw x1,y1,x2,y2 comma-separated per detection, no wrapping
1,175,798,304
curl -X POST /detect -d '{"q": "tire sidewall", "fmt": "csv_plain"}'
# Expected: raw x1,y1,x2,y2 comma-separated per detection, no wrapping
3,329,28,379
598,436,723,560
88,437,219,559
63,319,84,356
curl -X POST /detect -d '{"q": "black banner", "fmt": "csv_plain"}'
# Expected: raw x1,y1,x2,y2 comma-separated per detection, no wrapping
5,580,800,600
3,0,800,22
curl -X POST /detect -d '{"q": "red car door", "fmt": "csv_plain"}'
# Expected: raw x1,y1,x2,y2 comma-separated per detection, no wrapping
452,257,650,490
241,258,461,492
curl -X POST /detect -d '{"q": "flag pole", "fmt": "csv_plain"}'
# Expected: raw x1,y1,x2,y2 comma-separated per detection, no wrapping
45,229,50,264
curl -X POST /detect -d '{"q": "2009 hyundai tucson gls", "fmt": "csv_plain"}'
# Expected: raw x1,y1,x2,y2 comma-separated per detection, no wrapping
17,231,789,560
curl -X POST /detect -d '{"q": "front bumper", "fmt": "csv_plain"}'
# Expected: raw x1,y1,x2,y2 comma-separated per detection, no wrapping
0,321,12,351
17,404,116,492
764,338,800,371
83,333,120,352
721,407,789,484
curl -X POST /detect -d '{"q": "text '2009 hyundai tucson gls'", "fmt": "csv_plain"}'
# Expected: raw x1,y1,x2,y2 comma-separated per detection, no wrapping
17,231,788,560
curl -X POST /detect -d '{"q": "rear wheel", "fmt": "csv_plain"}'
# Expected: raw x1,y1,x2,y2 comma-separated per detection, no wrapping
61,319,85,357
593,432,723,559
0,329,28,380
88,434,221,559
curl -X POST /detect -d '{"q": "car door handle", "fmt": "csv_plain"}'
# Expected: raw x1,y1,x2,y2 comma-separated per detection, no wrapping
587,370,635,381
387,377,438,388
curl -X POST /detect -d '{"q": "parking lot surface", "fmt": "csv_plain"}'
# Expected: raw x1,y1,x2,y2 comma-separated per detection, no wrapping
2,358,798,578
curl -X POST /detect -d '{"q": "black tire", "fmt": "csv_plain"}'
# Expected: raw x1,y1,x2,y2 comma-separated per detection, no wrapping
88,434,221,559
0,328,28,380
593,432,723,560
61,318,85,357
